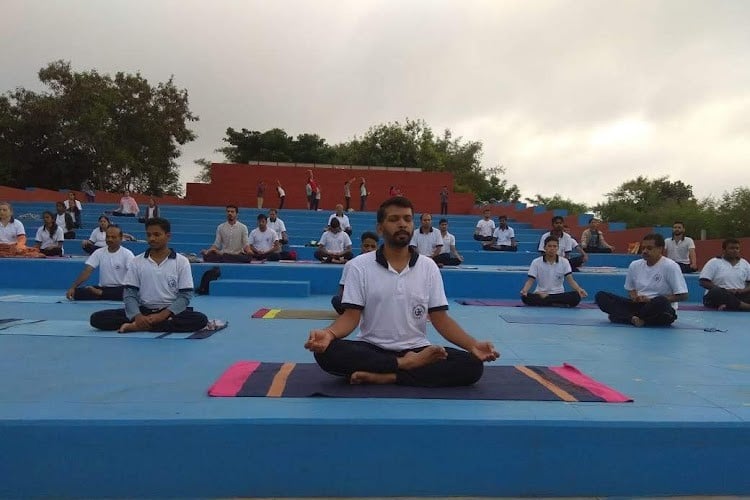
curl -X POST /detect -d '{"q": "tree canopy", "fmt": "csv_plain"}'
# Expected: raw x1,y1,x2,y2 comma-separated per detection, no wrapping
212,119,521,203
0,61,197,196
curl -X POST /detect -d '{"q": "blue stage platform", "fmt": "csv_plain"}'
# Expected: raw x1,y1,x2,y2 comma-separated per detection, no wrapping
0,202,748,498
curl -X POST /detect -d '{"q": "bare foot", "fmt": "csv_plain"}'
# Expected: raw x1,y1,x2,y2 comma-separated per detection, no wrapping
718,304,727,311
117,322,139,333
350,372,397,385
85,286,103,297
631,316,646,327
397,346,448,370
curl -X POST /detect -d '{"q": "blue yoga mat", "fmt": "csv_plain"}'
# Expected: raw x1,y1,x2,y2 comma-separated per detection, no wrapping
0,294,121,305
498,313,723,332
0,318,227,339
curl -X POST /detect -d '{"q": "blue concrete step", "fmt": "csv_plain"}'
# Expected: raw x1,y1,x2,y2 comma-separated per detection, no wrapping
210,279,310,297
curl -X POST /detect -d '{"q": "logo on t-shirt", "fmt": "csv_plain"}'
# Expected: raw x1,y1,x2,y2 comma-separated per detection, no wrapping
412,304,426,320
167,276,178,291
652,274,662,283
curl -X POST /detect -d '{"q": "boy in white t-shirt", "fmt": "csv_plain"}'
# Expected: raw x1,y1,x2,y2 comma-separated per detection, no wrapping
67,225,135,300
89,217,207,333
595,233,688,327
699,238,750,311
331,232,379,314
473,209,495,243
520,236,587,307
314,218,353,263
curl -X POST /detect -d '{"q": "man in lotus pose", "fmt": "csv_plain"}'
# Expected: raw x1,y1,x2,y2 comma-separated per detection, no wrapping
305,196,499,387
699,238,750,311
520,236,587,307
67,225,135,301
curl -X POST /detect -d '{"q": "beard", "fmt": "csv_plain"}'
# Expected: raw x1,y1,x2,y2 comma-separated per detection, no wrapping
388,230,412,248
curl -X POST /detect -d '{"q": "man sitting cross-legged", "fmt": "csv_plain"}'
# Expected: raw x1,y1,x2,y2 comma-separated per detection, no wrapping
699,238,750,311
248,213,282,261
538,215,587,271
581,217,614,253
267,208,289,246
484,215,517,251
409,213,443,260
67,225,135,301
595,233,688,327
314,218,353,263
435,218,464,266
306,196,500,387
520,235,588,307
201,205,251,263
82,216,111,255
90,217,207,333
327,204,353,236
473,208,495,242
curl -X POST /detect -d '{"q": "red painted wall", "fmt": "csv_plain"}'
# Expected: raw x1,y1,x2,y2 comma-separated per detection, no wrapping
185,163,475,213
0,186,186,206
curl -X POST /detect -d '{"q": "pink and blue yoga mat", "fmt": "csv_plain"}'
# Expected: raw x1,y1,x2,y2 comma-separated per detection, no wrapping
208,361,632,402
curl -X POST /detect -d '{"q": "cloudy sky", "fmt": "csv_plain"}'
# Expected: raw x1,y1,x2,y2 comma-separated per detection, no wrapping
2,0,748,205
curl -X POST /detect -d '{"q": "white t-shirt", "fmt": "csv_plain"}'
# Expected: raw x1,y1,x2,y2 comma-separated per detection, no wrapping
699,257,750,292
410,228,443,256
55,213,73,232
360,183,367,196
86,246,135,286
249,228,279,253
125,250,194,309
527,256,572,294
0,219,26,243
35,226,65,250
493,226,515,246
439,231,456,255
538,232,577,256
342,250,448,351
625,257,688,299
664,237,695,265
475,219,495,237
88,228,108,248
267,218,287,237
64,199,82,211
277,186,285,197
319,230,352,253
328,213,351,230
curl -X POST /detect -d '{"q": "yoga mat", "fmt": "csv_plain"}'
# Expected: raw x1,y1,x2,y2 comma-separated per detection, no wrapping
208,361,632,402
0,294,122,305
252,308,338,320
455,299,597,309
442,265,479,270
0,318,228,339
498,312,722,331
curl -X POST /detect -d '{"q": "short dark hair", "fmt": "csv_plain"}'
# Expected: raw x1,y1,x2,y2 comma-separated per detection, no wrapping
673,220,684,226
257,213,267,221
377,196,414,224
438,218,448,225
98,215,110,224
226,205,239,212
361,231,379,243
106,224,124,237
329,218,341,228
544,235,559,246
498,215,507,220
145,217,170,233
722,238,740,249
642,233,665,248
551,215,564,224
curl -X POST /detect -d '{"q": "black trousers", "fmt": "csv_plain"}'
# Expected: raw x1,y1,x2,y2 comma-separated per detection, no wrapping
314,339,483,387
435,253,461,266
585,246,612,254
344,196,351,211
279,196,285,209
74,286,124,301
677,262,695,274
440,202,448,215
203,252,251,263
360,195,367,212
703,287,750,310
314,250,354,262
40,247,62,256
484,244,517,252
82,242,104,255
522,291,581,308
595,291,676,326
90,306,208,332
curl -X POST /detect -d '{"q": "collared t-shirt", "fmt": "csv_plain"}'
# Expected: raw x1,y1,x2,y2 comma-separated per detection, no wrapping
664,237,695,265
88,228,107,248
625,257,688,298
342,249,448,351
527,256,572,294
538,231,577,256
699,257,750,292
319,230,352,253
493,226,515,246
439,231,456,255
0,219,26,243
267,218,286,237
249,228,279,253
410,228,443,256
327,213,351,230
86,246,135,286
475,219,495,237
34,226,64,251
125,250,194,309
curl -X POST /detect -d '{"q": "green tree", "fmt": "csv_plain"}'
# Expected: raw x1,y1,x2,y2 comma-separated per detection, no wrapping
0,60,197,195
524,193,588,215
193,158,213,183
711,187,750,238
218,128,336,164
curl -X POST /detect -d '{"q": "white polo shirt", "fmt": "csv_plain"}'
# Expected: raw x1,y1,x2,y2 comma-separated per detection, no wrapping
665,237,695,265
699,257,750,292
527,256,572,294
249,227,279,253
439,231,456,255
86,246,135,287
475,218,495,237
625,257,688,298
328,213,351,231
319,230,352,253
267,218,287,237
538,232,577,256
34,226,64,251
410,227,443,256
125,249,194,309
342,248,448,351
88,228,108,248
493,226,515,246
0,219,26,243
